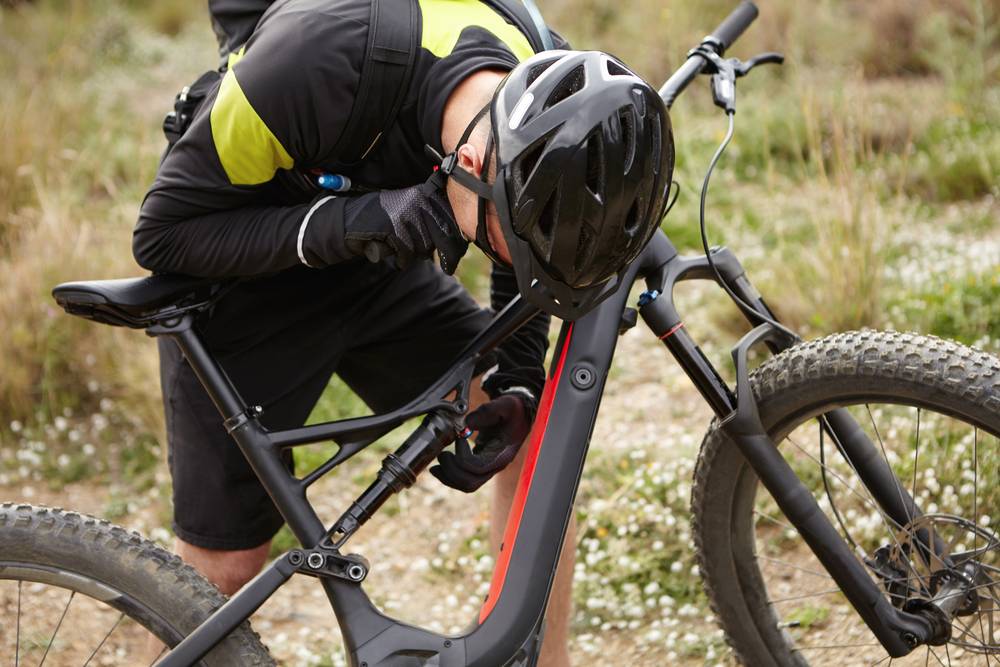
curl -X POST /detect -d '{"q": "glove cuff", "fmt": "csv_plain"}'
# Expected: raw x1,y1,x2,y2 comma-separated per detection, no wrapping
497,386,538,423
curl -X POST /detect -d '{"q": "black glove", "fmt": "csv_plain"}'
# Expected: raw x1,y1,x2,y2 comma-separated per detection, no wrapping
344,181,468,274
430,393,536,493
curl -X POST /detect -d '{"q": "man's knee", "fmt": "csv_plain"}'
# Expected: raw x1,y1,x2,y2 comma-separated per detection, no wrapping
175,538,271,596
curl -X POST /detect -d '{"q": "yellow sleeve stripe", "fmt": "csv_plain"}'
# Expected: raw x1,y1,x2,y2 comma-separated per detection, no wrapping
419,0,534,62
210,68,294,186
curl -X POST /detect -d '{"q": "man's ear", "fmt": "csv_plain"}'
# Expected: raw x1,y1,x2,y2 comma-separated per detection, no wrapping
456,143,484,178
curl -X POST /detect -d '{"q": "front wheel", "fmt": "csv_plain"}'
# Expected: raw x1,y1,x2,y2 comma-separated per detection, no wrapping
692,331,1000,666
0,503,273,665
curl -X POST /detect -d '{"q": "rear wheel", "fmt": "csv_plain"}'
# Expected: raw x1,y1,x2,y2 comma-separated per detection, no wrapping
0,503,273,665
692,331,1000,666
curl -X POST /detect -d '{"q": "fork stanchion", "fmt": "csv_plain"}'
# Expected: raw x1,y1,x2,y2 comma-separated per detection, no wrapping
638,291,736,418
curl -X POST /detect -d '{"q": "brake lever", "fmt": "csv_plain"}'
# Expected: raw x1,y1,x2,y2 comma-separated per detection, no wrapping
735,52,784,77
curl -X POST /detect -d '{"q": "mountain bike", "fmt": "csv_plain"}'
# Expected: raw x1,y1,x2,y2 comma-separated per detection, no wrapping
3,1,997,665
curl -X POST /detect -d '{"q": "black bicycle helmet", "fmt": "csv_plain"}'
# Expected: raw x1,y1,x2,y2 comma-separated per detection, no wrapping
437,50,674,319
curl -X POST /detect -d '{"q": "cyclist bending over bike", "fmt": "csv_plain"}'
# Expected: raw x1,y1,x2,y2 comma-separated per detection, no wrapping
131,2,673,665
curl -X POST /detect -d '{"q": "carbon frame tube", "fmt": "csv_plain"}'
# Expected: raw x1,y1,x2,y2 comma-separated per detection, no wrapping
462,235,679,665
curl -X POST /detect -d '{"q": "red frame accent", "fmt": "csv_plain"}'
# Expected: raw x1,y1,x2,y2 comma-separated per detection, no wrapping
478,323,574,623
658,321,685,340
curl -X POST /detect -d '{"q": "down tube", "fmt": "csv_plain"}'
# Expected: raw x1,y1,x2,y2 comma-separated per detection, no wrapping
463,281,636,666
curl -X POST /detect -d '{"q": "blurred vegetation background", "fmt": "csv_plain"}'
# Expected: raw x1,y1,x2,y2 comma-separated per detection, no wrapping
0,0,997,663
1,0,997,434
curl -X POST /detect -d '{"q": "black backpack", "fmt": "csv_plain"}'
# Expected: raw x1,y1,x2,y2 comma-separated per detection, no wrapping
164,0,553,163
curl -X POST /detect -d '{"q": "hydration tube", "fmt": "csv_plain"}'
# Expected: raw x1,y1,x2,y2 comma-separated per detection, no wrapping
520,0,554,50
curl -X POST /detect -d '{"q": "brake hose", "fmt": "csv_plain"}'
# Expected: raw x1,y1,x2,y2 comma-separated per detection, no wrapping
698,111,800,342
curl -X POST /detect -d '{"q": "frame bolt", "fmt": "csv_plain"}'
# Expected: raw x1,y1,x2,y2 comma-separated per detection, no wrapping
571,365,596,390
288,550,303,566
444,640,452,648
346,563,367,581
307,552,325,570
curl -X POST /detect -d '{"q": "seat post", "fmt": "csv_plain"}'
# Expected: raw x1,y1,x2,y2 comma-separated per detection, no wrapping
153,314,247,421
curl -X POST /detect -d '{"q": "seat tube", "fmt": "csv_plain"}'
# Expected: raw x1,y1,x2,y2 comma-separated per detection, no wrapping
164,316,326,546
170,318,246,418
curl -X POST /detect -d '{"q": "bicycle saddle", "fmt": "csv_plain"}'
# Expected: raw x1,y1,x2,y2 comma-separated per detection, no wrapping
52,274,218,328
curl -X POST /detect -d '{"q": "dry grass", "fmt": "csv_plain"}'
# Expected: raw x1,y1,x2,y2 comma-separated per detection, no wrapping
0,1,213,427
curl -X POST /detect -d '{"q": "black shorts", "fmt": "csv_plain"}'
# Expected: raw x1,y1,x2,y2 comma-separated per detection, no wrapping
160,259,490,550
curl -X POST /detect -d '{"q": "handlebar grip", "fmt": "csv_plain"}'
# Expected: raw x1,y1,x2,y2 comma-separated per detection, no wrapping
709,0,759,52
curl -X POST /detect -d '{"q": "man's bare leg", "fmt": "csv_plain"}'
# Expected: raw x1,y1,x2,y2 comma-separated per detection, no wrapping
175,539,272,596
493,447,575,667
145,539,270,661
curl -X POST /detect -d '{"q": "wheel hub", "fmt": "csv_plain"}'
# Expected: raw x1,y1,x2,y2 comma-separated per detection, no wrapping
872,513,1000,652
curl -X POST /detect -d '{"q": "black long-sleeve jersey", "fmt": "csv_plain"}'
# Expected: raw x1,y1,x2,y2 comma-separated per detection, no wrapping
133,0,559,398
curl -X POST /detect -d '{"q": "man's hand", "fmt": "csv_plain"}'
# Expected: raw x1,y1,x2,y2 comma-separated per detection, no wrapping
345,181,468,274
430,393,536,492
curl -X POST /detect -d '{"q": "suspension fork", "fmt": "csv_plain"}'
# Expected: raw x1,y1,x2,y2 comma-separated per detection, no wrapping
698,249,947,563
646,246,934,538
636,245,941,655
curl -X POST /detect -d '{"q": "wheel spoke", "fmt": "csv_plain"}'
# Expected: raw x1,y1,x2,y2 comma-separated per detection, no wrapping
37,589,75,666
754,509,799,534
863,405,931,592
911,408,921,522
795,642,882,650
149,643,169,667
951,614,995,651
81,611,125,667
15,579,21,667
768,588,843,603
756,554,833,580
866,404,915,526
788,423,926,594
928,647,948,667
785,433,902,531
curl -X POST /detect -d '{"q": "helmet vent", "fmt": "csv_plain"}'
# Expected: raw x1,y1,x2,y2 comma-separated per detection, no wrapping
515,139,547,192
606,59,631,77
584,133,604,200
545,65,586,110
618,108,636,173
526,60,557,86
649,115,662,173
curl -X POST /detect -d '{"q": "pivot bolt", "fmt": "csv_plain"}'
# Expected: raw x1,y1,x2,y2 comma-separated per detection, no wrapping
288,550,304,566
346,563,367,581
571,365,596,390
307,552,325,570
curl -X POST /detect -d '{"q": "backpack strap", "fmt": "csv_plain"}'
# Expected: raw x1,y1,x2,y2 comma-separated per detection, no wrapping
333,0,420,166
335,0,552,167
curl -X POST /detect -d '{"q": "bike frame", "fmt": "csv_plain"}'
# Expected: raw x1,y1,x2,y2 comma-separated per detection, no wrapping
153,229,938,667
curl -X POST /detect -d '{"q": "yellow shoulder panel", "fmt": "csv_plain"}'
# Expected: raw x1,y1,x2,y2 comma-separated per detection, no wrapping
210,68,294,186
419,0,534,62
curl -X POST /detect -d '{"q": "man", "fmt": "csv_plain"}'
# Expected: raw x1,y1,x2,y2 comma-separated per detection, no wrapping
133,1,673,664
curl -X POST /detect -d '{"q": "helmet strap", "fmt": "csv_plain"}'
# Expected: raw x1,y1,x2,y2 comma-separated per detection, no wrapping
472,130,509,265
425,101,509,265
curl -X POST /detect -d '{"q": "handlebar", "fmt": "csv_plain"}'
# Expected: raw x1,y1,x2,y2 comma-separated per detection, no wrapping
659,0,759,109
711,0,759,51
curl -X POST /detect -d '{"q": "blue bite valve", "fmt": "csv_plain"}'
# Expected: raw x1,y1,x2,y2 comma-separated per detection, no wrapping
317,173,352,192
